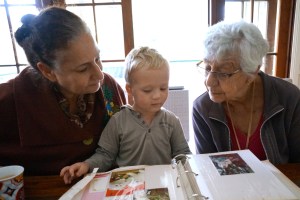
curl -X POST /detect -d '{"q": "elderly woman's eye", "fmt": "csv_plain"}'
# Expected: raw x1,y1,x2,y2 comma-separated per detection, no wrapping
204,67,210,72
218,72,229,79
204,64,213,72
95,57,101,63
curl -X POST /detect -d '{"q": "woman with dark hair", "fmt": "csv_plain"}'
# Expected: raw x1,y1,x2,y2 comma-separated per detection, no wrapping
0,7,126,175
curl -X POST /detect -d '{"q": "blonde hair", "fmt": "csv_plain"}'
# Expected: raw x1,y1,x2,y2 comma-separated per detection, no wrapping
124,46,169,83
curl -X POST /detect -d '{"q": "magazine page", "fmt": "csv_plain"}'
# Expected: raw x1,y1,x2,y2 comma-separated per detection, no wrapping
80,172,111,200
59,168,99,200
188,150,297,200
77,165,184,200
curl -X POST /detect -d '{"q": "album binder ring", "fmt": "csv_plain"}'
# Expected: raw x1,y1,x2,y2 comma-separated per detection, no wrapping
189,193,209,200
172,154,189,168
176,171,199,187
176,171,198,187
172,154,209,200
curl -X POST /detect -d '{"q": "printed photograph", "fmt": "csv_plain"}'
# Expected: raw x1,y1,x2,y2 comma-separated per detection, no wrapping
133,187,170,200
106,168,145,197
145,188,170,200
209,153,254,176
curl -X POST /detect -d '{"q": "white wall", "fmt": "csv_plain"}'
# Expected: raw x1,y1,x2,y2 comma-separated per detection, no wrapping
290,0,300,88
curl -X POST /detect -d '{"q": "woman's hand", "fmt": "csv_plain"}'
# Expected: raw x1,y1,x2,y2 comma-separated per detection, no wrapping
60,162,90,184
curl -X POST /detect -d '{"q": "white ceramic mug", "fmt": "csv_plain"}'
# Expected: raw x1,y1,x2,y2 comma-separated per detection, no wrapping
0,165,24,200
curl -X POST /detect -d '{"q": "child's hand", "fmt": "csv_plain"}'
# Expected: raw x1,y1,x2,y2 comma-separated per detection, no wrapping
60,162,89,184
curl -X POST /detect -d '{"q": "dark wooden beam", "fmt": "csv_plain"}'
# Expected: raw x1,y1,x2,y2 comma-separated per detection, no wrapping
275,0,294,77
209,0,225,25
121,0,134,56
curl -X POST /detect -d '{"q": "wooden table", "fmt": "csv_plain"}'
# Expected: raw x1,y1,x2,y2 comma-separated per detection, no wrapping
276,163,300,188
24,163,300,199
24,175,77,200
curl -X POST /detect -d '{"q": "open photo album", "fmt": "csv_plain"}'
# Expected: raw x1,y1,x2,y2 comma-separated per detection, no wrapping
59,150,300,200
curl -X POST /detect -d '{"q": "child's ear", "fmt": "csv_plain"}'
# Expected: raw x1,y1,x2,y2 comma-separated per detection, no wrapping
36,62,57,82
125,83,134,105
125,83,132,95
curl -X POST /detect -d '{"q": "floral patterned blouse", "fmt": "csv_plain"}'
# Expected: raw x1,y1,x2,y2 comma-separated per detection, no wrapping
54,84,121,128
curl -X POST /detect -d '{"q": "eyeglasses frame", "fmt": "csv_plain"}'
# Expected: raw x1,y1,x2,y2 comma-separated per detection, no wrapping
196,60,241,81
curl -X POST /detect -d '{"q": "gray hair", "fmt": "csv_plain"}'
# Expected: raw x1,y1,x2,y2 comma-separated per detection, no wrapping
203,20,269,72
124,46,169,83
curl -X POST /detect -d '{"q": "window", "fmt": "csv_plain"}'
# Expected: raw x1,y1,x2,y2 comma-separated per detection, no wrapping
0,0,38,82
0,0,295,82
131,0,209,95
66,1,125,61
224,0,275,74
132,0,208,61
218,0,294,78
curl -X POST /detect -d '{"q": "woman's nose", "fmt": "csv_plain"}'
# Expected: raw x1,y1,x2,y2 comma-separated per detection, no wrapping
205,72,218,87
93,62,104,81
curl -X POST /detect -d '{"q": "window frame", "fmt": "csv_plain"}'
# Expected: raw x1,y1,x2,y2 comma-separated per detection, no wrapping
0,0,295,78
211,0,295,77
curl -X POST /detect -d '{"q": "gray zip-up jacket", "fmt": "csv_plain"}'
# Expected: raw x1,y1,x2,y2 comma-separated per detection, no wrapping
192,71,300,164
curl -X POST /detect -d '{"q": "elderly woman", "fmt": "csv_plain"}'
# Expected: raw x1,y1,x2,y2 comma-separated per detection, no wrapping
192,20,300,164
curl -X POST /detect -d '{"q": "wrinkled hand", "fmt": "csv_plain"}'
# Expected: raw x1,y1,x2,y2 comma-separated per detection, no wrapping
60,162,89,184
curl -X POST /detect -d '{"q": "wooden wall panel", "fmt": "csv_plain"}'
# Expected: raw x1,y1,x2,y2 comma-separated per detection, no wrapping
275,0,294,77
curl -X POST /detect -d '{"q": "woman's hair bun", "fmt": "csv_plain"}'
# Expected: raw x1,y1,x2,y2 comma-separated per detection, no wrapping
14,14,36,45
21,14,36,26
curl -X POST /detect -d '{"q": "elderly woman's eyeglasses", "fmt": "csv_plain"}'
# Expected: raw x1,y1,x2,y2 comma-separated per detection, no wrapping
196,61,241,81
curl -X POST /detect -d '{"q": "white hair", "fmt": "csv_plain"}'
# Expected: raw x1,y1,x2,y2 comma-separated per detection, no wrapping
203,20,269,72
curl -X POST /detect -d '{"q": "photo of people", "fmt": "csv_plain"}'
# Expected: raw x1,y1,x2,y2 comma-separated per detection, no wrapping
209,153,254,176
144,188,170,200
